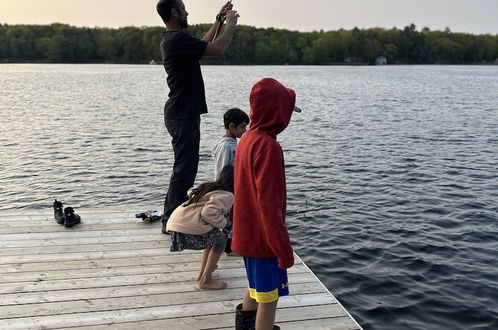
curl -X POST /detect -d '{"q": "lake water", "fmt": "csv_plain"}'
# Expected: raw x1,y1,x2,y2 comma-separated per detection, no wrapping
1,64,497,329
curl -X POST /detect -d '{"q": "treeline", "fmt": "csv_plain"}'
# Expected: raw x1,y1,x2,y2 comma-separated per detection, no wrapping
0,23,497,64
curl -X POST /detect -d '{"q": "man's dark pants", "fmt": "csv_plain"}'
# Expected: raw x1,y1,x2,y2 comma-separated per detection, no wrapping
162,116,200,223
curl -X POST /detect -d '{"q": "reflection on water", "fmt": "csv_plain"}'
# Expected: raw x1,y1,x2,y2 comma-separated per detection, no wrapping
1,64,498,330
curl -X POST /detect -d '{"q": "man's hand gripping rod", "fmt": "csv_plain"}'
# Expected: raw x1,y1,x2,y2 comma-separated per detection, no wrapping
213,0,232,40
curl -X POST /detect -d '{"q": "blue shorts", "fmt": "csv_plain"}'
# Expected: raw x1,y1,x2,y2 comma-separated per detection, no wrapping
243,257,289,303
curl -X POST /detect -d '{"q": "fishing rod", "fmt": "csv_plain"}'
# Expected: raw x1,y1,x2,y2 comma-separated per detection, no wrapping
286,206,337,216
213,0,232,41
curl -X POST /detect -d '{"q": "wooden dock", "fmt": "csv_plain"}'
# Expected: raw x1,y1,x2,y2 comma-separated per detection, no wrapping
0,207,363,329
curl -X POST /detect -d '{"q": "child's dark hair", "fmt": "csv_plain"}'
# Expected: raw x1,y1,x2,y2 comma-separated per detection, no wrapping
184,165,234,206
224,108,249,129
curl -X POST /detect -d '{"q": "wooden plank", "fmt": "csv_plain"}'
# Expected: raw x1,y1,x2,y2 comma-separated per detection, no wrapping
273,304,354,325
0,222,159,234
0,253,304,275
276,316,361,330
60,316,360,330
0,258,244,284
0,228,161,241
0,283,327,319
56,295,340,330
0,297,349,330
0,247,185,264
0,268,245,295
0,253,217,274
0,233,163,248
132,316,360,330
0,264,308,294
1,272,316,306
0,241,169,256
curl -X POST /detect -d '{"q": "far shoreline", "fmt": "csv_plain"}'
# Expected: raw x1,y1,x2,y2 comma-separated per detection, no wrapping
1,62,498,66
2,23,497,66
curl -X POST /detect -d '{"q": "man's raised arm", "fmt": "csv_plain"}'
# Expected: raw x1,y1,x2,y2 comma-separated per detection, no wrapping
203,10,239,57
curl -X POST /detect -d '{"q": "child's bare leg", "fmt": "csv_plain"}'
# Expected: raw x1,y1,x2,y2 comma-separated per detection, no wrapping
255,300,278,330
198,234,227,290
197,247,211,281
242,288,258,311
198,248,227,289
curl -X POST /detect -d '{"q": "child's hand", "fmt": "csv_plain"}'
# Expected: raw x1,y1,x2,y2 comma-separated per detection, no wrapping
278,254,294,269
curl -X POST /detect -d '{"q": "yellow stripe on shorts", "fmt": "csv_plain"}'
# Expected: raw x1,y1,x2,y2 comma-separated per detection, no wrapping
248,287,279,303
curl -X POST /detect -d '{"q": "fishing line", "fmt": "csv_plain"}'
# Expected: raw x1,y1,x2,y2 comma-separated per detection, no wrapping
286,206,336,216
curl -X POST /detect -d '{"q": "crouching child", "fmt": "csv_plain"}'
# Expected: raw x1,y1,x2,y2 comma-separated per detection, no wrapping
167,165,234,290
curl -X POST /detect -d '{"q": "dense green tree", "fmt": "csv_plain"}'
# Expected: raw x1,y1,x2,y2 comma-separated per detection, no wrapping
117,27,145,62
95,29,120,61
142,27,164,62
0,23,497,64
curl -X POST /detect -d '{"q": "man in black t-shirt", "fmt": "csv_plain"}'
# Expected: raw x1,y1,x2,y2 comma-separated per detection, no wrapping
156,0,239,233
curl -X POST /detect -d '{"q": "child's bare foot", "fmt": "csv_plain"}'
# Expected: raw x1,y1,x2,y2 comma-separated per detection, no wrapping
198,279,227,290
197,264,218,281
225,252,239,257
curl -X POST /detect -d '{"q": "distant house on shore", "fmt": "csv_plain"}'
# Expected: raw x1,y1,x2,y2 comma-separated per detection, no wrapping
375,56,387,65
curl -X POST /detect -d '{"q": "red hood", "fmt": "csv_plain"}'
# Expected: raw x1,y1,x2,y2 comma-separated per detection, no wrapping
249,78,296,137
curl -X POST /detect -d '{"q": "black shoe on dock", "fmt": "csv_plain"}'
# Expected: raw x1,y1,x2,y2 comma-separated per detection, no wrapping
63,207,81,227
53,199,65,224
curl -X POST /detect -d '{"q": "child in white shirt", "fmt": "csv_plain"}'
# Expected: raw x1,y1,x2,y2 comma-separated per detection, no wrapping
212,108,249,179
211,108,249,255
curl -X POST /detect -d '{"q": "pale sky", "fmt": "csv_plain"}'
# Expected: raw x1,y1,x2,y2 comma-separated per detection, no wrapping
1,0,497,34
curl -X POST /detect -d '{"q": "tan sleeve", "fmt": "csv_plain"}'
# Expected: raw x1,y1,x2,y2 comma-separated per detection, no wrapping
200,193,233,229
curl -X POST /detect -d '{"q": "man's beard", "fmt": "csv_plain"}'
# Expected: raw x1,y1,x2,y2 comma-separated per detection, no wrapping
180,18,188,29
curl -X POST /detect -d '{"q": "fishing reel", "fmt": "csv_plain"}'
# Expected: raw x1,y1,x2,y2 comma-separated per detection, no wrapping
216,0,232,23
216,11,227,24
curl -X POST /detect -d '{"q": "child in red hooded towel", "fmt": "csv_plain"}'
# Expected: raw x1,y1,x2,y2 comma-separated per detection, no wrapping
232,78,301,330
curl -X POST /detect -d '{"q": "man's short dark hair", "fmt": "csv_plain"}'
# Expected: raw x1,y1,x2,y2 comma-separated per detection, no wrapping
224,108,250,129
157,0,179,22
